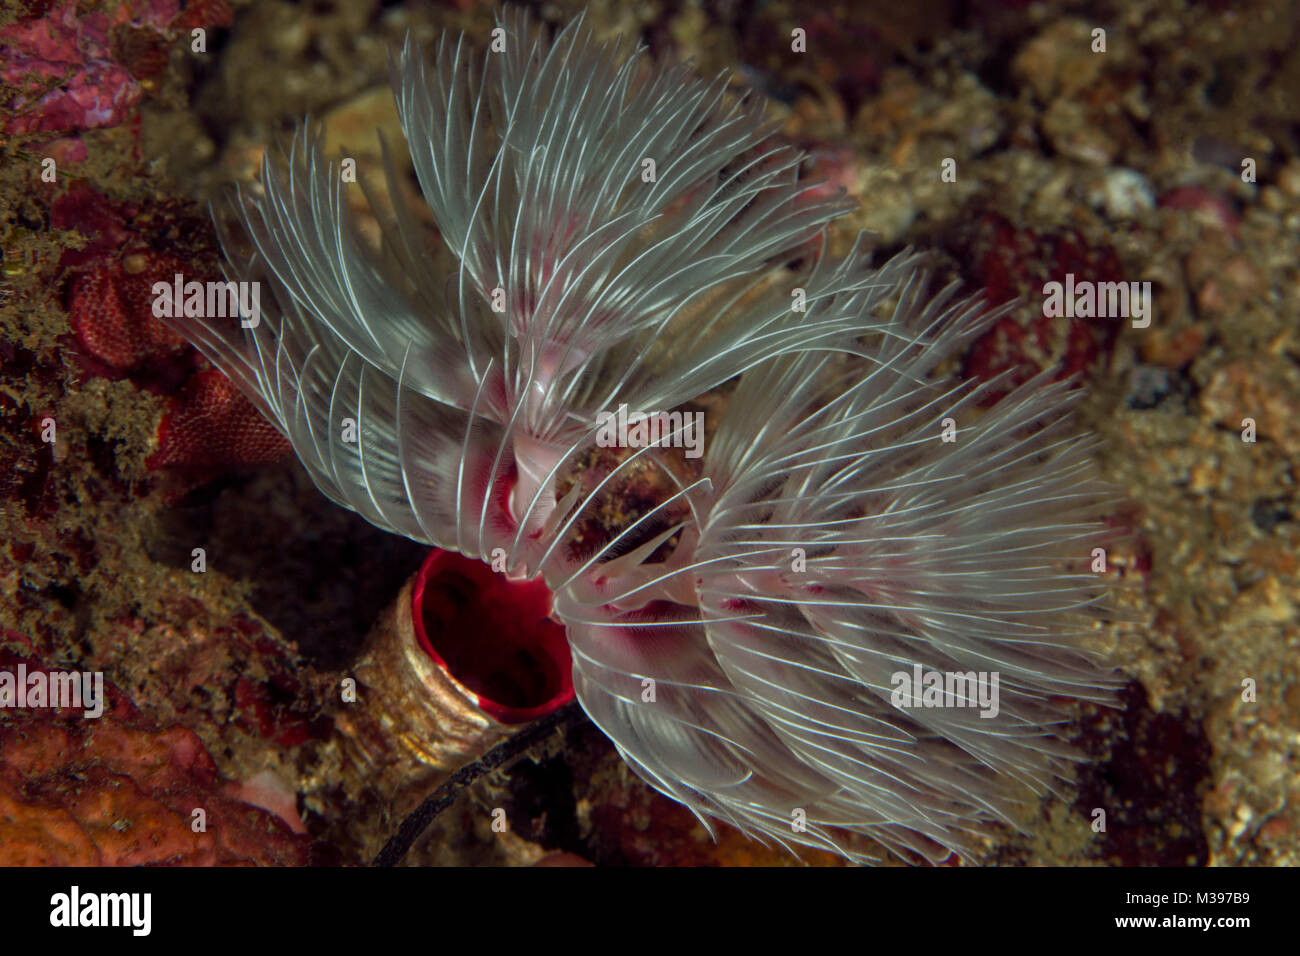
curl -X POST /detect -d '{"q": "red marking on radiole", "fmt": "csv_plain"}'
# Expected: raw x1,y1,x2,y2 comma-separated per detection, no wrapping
411,548,573,724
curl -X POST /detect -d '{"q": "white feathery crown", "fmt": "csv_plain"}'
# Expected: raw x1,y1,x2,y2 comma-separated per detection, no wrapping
169,8,1121,863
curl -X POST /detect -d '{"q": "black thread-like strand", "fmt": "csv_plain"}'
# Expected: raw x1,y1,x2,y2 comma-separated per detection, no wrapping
372,701,583,866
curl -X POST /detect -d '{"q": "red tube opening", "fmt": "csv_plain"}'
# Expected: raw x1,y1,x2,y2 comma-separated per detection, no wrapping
410,549,574,724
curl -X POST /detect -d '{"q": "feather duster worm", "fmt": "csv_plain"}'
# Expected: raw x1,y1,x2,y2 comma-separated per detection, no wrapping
167,9,1120,863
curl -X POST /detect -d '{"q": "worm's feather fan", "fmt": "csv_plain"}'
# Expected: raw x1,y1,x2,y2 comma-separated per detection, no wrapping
163,8,1122,863
171,11,899,569
557,279,1122,862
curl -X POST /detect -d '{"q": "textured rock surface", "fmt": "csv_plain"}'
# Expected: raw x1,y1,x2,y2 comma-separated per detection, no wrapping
0,644,308,865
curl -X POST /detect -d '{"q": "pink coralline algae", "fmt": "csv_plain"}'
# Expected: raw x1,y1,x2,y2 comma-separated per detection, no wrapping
0,0,230,136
